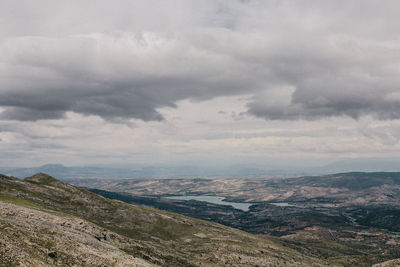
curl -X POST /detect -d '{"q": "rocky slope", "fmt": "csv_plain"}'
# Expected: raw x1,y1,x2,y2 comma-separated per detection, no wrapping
0,173,327,267
68,172,400,266
373,259,400,267
0,201,152,267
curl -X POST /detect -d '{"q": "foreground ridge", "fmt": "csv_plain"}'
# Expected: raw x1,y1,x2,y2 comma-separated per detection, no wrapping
0,173,326,267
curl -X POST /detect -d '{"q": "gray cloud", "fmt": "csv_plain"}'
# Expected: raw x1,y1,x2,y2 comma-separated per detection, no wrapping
0,32,263,121
247,37,400,120
1,1,400,122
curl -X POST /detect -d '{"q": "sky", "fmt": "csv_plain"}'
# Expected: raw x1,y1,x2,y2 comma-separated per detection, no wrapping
1,0,400,169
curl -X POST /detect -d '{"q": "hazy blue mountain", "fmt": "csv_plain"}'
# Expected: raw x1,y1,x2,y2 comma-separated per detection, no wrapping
0,164,298,179
318,158,400,173
2,158,400,180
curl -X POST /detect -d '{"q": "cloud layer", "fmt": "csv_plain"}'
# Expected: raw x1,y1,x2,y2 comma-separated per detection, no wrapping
0,32,262,121
1,0,400,167
1,1,400,122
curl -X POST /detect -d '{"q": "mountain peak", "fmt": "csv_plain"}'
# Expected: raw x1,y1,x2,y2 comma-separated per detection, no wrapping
24,173,59,185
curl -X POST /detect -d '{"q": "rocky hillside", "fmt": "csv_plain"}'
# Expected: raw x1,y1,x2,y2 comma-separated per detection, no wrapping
0,173,326,267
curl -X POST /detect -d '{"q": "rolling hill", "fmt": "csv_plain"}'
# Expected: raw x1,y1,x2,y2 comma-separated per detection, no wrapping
0,173,326,267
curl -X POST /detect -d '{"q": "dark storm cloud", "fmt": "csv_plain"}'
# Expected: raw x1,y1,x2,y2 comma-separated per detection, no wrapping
0,32,263,121
1,1,400,122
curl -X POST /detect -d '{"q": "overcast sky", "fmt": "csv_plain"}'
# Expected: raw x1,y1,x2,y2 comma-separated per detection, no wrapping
1,0,400,168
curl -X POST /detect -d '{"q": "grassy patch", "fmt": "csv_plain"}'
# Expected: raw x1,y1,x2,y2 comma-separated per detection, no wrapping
0,194,40,209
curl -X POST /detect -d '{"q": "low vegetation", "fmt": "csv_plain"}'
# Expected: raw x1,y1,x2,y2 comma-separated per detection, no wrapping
0,173,327,266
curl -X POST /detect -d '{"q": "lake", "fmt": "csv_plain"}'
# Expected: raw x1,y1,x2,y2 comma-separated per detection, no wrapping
166,195,254,211
270,202,296,207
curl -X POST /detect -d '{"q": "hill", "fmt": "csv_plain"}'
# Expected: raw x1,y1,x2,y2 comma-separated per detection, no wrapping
67,172,400,266
0,173,326,267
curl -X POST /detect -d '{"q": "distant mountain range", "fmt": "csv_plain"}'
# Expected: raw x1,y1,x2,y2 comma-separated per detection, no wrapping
1,158,400,179
0,163,306,179
0,164,136,179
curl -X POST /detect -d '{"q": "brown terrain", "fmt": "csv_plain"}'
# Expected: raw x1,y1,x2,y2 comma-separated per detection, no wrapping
0,173,329,267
